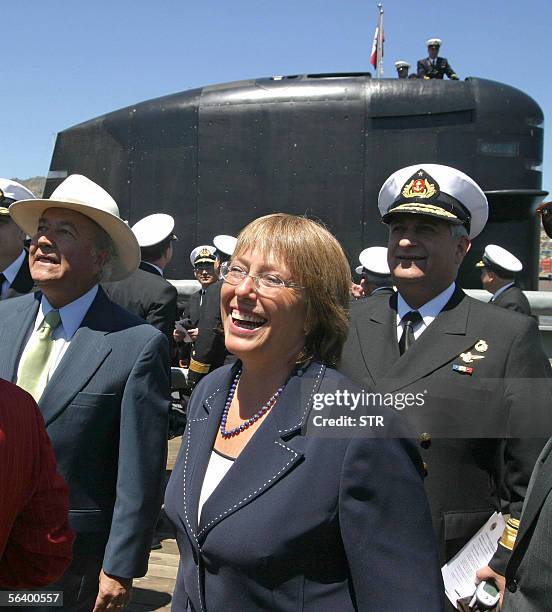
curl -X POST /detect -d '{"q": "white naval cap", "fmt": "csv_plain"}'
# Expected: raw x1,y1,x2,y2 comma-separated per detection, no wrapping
395,61,410,69
476,244,523,273
132,213,176,247
378,163,489,239
426,38,442,47
190,244,216,266
357,246,390,276
0,178,36,215
213,234,237,257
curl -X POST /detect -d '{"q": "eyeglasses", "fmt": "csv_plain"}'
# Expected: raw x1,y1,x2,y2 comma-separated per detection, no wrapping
220,261,303,292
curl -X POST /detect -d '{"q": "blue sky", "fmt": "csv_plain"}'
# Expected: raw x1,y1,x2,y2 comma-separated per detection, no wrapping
3,0,551,195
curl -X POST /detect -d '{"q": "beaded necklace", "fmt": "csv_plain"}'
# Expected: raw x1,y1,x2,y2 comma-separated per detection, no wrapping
220,369,284,438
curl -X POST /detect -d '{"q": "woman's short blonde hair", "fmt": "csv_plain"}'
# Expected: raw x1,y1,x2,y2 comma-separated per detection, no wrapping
233,213,351,365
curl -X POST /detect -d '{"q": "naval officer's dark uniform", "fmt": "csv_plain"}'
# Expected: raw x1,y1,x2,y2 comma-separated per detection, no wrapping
417,56,458,79
1,250,34,300
491,284,532,316
103,260,178,352
340,287,552,578
187,279,229,387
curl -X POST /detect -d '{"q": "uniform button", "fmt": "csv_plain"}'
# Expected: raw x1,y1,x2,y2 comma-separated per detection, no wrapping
507,579,518,593
419,432,431,449
422,461,428,477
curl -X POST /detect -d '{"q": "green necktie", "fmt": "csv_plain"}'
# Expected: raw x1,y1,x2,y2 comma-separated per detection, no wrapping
17,310,61,402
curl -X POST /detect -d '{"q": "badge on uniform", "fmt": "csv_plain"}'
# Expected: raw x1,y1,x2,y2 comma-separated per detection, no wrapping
452,364,474,375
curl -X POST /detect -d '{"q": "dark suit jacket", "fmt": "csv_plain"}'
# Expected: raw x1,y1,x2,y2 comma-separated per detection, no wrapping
1,251,34,300
492,284,532,316
165,361,444,611
0,379,73,587
103,261,178,351
0,288,170,578
340,287,552,574
503,437,552,611
188,280,228,386
417,56,457,79
186,289,203,327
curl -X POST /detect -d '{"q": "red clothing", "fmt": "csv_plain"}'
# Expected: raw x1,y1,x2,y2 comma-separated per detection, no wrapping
0,379,74,587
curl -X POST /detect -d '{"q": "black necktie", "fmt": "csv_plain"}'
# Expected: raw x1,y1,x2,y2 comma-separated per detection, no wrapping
0,272,6,285
399,311,423,355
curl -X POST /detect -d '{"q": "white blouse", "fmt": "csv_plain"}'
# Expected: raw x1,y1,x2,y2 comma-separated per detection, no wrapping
198,449,235,520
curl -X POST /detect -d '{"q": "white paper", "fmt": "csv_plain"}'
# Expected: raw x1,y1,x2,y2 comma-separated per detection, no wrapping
441,511,505,608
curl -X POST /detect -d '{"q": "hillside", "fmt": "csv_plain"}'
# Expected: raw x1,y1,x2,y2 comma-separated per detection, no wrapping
12,176,46,198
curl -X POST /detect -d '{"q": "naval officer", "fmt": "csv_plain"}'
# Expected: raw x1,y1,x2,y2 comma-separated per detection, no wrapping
477,244,532,316
394,60,411,79
355,246,394,297
501,201,552,611
187,234,237,389
340,163,552,607
104,213,178,353
417,38,459,80
0,179,36,300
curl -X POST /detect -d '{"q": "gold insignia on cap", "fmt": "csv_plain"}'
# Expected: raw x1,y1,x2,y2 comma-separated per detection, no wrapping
474,340,488,352
402,177,437,199
199,248,211,257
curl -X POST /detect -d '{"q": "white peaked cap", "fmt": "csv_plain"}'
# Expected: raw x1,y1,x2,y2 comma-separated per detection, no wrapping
132,213,176,247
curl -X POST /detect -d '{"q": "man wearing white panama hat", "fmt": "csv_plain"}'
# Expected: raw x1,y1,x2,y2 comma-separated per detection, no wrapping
0,175,170,610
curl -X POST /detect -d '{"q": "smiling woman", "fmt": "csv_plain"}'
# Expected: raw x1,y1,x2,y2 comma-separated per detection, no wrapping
164,213,444,611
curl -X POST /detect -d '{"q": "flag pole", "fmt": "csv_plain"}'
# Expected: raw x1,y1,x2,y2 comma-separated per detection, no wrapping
376,4,384,78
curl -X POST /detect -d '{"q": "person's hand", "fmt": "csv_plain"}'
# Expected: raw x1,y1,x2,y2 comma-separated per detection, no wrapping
188,328,199,341
93,570,133,610
173,328,187,343
475,565,505,607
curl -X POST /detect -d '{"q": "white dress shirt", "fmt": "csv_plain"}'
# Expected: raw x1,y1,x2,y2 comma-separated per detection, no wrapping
0,249,26,298
396,282,456,341
17,285,99,381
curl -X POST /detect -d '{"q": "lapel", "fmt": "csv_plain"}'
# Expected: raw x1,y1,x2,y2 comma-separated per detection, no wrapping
384,287,478,392
0,292,40,381
514,438,552,550
39,288,114,426
353,293,400,384
182,362,324,549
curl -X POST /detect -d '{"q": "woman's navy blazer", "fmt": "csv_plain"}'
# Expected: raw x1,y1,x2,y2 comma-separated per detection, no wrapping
165,361,444,611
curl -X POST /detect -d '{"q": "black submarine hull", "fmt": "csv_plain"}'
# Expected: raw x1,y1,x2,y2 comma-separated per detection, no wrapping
45,74,546,287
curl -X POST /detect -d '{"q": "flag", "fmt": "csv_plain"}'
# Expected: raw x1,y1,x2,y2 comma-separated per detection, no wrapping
370,26,379,68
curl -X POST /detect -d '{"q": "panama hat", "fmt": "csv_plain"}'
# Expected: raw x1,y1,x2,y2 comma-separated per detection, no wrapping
9,174,140,281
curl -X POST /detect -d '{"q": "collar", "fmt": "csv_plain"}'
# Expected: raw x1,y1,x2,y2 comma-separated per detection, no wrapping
39,285,99,339
492,282,515,301
397,282,456,326
371,286,395,296
141,260,163,276
2,250,26,284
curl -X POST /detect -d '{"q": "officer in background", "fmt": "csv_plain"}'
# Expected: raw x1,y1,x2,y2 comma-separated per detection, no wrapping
501,201,552,611
104,213,178,353
417,38,459,80
477,244,532,315
355,246,394,297
340,163,552,608
0,179,36,300
173,245,217,366
187,234,236,390
394,60,411,79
